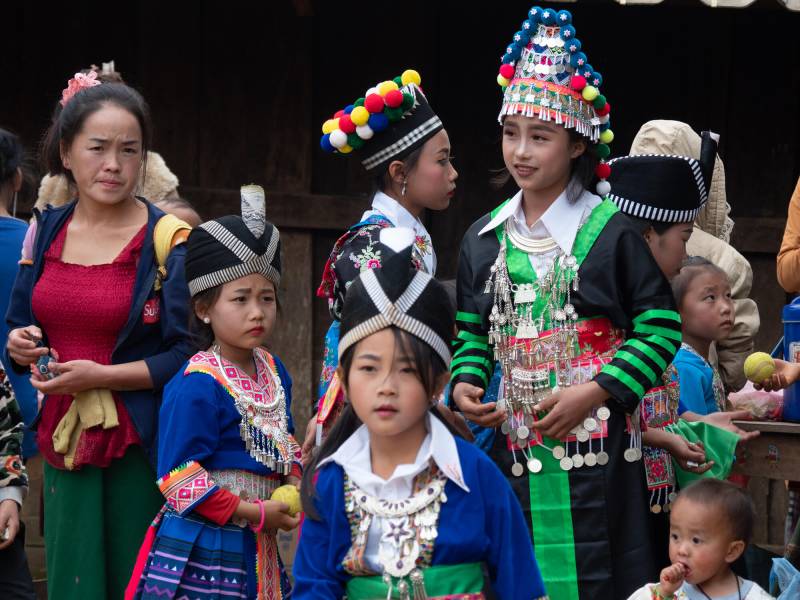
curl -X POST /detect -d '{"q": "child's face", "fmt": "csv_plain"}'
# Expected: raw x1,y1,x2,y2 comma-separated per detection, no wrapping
344,329,433,440
199,273,276,351
645,222,693,280
668,498,744,586
501,115,585,198
679,270,734,343
401,129,458,213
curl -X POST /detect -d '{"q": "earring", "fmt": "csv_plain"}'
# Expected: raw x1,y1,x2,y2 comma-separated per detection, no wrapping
203,317,210,324
401,179,407,197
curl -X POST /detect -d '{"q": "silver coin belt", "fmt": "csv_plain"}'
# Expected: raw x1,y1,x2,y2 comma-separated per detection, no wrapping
484,226,642,477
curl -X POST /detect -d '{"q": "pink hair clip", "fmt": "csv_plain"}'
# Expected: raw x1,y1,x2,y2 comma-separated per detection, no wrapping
59,71,101,107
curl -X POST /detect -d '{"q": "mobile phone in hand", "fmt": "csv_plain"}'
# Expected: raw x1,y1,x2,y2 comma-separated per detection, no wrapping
34,340,56,380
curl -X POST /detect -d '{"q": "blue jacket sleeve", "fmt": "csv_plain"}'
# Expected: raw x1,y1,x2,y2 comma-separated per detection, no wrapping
273,355,294,435
157,371,221,476
3,262,37,375
293,464,350,599
479,454,548,600
143,244,195,390
675,356,715,416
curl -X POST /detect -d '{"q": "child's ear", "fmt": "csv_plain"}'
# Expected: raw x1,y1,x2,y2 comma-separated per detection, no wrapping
569,138,587,160
335,367,347,393
432,371,451,401
724,539,746,563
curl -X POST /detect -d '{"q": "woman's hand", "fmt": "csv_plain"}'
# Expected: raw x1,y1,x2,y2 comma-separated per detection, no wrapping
30,359,107,395
666,435,713,474
530,382,607,440
6,326,49,367
754,359,800,392
658,562,686,597
452,382,505,428
241,499,300,532
0,499,20,550
700,411,760,444
301,417,317,467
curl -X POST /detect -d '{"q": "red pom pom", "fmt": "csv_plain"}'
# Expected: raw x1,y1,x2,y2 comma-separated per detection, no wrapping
334,109,345,118
595,102,611,117
570,75,587,91
364,93,385,114
595,163,611,180
339,114,356,134
384,89,403,108
499,64,515,79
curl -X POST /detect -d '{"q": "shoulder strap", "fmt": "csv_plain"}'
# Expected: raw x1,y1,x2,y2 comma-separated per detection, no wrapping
153,214,192,290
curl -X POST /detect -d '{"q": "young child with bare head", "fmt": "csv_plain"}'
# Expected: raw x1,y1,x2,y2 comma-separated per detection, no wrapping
629,478,772,599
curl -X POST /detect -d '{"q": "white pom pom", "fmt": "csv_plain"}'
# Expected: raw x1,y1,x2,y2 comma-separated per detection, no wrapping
329,129,348,149
379,227,416,253
596,180,611,197
365,87,378,97
356,125,374,140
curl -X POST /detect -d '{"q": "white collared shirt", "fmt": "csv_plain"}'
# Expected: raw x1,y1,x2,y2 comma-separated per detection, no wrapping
361,191,436,274
318,413,469,573
478,186,601,278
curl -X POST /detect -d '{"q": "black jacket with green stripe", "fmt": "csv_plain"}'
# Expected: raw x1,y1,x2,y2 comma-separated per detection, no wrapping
452,200,681,414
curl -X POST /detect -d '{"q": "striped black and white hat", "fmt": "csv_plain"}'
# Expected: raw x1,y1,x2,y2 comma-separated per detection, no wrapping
185,185,281,296
338,228,453,366
607,131,719,224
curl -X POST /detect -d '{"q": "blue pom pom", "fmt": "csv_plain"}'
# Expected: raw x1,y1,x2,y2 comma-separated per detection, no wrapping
509,43,523,61
582,64,594,79
560,25,576,40
570,51,587,68
590,71,603,87
522,19,533,31
344,104,354,115
320,134,335,153
540,8,555,25
556,10,572,25
502,54,515,65
528,6,543,22
513,30,525,43
567,37,582,53
368,113,389,133
600,121,611,132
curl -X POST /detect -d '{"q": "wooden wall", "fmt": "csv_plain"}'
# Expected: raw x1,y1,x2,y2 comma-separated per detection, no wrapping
2,0,800,436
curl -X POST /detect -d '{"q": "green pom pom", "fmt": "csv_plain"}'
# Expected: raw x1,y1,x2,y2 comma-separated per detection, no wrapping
593,94,607,110
596,143,611,159
393,76,403,87
354,97,365,108
347,133,366,150
401,92,415,111
385,107,404,122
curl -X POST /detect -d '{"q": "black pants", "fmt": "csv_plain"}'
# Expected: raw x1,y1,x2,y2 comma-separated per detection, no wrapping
0,520,36,600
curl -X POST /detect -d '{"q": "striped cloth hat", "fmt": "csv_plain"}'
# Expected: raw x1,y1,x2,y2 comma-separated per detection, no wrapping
185,185,281,296
607,131,719,224
338,228,453,366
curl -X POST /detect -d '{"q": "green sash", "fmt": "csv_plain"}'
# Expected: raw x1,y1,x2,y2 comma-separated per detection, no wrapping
346,562,485,599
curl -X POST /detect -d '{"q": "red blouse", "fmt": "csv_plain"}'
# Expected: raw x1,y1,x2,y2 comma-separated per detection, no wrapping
32,217,145,469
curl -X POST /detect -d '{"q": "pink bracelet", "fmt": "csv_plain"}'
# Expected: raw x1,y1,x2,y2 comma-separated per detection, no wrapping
249,499,266,533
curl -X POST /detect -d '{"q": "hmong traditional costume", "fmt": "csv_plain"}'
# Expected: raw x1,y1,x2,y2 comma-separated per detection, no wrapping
294,233,548,600
451,6,682,598
315,71,443,443
128,186,302,600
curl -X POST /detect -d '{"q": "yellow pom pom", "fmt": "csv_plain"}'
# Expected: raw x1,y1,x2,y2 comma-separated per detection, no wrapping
377,80,399,96
270,484,302,517
744,352,776,384
401,69,421,87
321,119,337,134
497,74,511,88
582,85,599,102
338,144,353,154
350,106,370,127
599,129,614,144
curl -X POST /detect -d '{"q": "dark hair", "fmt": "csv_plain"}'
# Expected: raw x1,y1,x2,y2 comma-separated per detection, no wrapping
670,256,728,308
676,479,754,544
624,215,675,236
301,327,456,520
491,125,600,203
373,144,424,193
41,82,152,183
189,286,223,350
0,128,38,215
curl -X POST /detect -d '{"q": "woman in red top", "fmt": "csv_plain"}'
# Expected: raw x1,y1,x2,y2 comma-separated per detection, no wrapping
5,73,193,599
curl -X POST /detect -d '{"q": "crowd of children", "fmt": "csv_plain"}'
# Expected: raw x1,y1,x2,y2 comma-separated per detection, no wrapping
1,3,797,600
